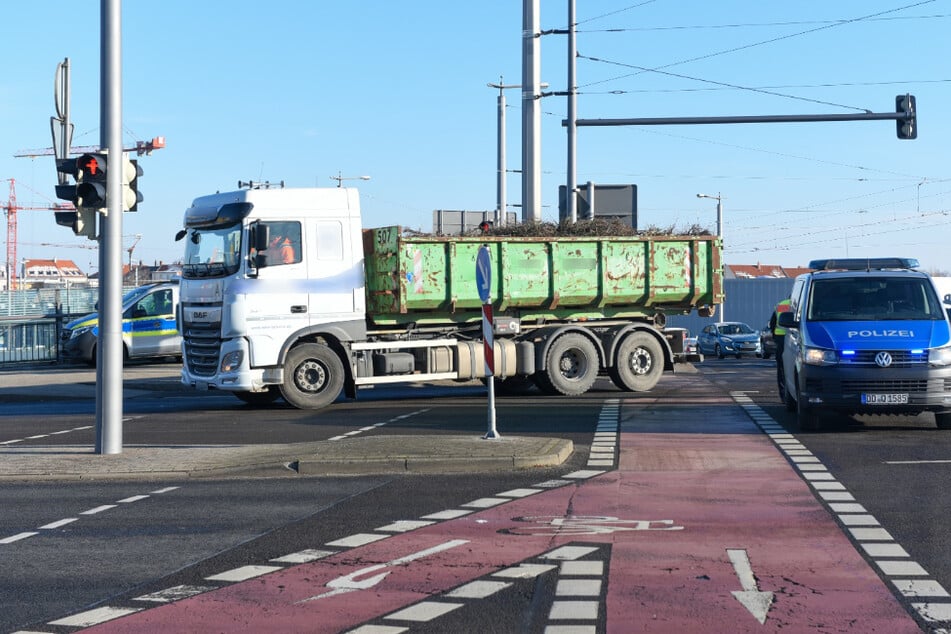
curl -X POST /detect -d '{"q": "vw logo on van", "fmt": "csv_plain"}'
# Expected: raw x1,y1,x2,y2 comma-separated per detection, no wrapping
875,351,893,368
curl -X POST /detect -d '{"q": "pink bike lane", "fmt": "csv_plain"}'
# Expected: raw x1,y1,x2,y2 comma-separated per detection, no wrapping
84,386,921,633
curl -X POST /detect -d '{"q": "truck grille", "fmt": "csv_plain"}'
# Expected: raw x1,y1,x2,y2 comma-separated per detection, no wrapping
182,322,220,377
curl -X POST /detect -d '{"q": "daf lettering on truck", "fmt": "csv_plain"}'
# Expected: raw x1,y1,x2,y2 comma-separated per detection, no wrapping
176,184,722,409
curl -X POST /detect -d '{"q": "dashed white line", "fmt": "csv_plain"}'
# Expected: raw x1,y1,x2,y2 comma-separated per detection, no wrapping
205,565,283,582
81,504,117,515
0,531,38,544
48,606,142,627
39,518,78,529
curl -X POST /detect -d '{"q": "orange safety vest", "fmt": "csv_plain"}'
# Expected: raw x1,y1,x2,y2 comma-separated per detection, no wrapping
773,299,792,336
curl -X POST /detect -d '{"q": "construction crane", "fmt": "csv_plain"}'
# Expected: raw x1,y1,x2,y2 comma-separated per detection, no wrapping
4,178,75,290
14,135,166,159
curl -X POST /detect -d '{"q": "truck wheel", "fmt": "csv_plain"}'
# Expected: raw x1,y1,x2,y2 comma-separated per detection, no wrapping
542,333,599,396
609,332,663,392
233,387,282,406
280,343,345,410
935,412,951,430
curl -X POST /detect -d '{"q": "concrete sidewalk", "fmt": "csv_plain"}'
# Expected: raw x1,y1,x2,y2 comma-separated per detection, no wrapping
0,364,574,481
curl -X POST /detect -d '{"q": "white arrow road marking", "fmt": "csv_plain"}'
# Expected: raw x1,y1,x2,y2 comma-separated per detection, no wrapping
727,549,774,624
297,539,469,603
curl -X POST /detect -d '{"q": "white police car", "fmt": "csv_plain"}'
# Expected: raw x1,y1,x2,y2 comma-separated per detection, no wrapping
778,258,951,431
60,281,181,365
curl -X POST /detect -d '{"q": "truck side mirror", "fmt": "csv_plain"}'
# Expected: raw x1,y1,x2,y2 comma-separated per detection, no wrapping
777,311,798,328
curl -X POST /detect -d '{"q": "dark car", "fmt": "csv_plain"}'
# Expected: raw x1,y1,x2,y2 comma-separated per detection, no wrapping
759,323,776,359
697,322,762,359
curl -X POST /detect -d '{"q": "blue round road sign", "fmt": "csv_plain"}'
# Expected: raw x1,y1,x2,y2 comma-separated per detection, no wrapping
476,245,492,304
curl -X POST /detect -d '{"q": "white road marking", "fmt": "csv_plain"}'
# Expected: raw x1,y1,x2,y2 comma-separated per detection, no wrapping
560,561,604,576
542,546,600,561
497,488,542,498
492,563,557,579
727,548,774,624
892,579,951,597
549,600,599,620
48,606,141,627
134,584,215,602
555,579,602,596
205,565,283,582
461,497,508,509
346,625,408,634
117,495,149,503
40,518,78,529
886,459,951,465
150,486,179,494
81,505,117,515
271,549,336,564
0,532,38,544
421,509,472,520
445,580,511,599
385,601,463,622
877,560,928,576
326,533,390,548
375,520,435,533
838,514,879,526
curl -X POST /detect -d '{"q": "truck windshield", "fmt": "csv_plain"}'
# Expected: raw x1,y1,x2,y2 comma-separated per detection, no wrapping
181,225,242,279
808,277,945,321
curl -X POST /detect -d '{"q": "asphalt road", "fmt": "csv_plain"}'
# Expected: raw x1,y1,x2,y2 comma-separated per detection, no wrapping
2,358,950,632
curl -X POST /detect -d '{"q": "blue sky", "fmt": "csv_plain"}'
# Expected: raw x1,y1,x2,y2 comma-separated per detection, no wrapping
2,1,949,275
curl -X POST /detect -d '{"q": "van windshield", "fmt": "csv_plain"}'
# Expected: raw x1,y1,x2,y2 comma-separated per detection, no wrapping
808,277,945,321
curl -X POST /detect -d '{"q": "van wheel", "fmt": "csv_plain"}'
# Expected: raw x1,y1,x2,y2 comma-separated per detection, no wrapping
542,333,599,396
609,332,663,392
935,412,951,430
233,387,282,406
280,343,345,410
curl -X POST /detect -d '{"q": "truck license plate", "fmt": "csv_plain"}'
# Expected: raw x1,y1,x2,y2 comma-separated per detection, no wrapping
862,393,908,404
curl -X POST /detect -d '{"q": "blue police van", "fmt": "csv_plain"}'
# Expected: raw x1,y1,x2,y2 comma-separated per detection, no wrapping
778,258,951,431
60,281,181,366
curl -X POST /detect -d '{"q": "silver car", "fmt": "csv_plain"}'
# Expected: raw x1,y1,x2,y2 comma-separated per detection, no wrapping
697,322,762,359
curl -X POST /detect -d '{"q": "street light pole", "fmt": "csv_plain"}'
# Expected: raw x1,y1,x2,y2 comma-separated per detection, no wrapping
697,192,725,322
488,78,549,226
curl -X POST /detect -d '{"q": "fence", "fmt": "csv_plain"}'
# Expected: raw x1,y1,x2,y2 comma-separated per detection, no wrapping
0,287,113,367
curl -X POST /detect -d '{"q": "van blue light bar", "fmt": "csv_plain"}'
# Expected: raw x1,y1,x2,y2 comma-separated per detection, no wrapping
808,258,919,271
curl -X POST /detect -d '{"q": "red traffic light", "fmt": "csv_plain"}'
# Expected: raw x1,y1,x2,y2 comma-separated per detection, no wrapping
77,153,107,180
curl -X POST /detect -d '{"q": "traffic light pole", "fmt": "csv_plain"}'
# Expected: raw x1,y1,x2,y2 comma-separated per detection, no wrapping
96,0,123,454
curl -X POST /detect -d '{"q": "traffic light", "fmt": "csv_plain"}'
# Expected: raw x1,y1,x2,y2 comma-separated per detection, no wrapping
122,157,143,211
75,152,108,209
54,208,97,239
896,94,917,140
54,158,78,203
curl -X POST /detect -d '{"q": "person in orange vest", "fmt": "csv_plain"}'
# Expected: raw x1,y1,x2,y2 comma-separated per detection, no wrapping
769,298,792,387
268,234,296,264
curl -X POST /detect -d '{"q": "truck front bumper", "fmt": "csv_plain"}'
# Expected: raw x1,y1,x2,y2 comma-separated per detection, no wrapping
180,338,267,392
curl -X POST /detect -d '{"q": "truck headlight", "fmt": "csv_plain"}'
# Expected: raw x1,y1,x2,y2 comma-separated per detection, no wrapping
804,347,837,366
220,350,243,373
930,346,951,367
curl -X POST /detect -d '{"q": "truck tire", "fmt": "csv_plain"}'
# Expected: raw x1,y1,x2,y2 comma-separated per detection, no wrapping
233,387,282,406
280,343,345,410
541,333,599,396
608,331,663,392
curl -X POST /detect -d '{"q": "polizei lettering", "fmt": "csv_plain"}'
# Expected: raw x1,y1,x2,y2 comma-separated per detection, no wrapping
847,329,915,338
